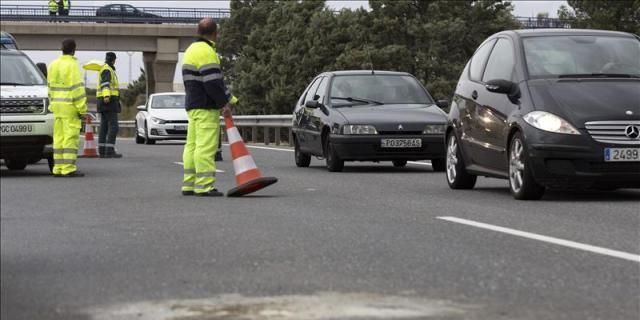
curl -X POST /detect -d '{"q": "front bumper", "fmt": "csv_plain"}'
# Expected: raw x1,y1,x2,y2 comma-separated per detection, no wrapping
148,123,187,140
0,114,54,159
330,134,445,161
525,129,640,189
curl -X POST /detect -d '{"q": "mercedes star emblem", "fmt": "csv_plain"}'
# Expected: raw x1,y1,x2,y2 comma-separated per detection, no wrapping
625,125,640,139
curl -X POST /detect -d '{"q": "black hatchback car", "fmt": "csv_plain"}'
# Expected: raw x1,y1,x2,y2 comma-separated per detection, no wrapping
446,29,640,200
292,70,449,172
96,4,159,21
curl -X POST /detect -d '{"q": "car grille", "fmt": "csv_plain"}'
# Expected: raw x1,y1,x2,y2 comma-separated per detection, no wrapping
165,120,188,124
585,120,640,145
0,99,46,114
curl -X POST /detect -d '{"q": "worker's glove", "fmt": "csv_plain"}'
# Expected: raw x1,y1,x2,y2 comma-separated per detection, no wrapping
104,96,110,104
222,103,233,117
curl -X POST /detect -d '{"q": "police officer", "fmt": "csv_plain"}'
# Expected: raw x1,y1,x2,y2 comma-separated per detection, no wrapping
48,0,58,19
47,39,87,177
97,52,122,158
181,18,238,196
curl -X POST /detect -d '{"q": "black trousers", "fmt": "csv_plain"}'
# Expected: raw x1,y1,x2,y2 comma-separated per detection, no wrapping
98,111,119,155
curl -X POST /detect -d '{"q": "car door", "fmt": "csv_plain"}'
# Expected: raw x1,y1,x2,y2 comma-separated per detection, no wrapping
478,37,518,172
458,39,496,166
297,77,322,153
121,4,136,17
308,76,329,155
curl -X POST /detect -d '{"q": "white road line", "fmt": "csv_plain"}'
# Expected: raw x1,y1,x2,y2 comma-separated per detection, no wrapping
437,216,640,263
408,161,432,166
173,162,225,173
222,144,294,153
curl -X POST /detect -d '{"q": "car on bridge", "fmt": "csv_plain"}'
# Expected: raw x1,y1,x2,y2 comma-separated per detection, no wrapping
445,29,640,200
292,70,449,172
135,93,188,144
96,4,160,22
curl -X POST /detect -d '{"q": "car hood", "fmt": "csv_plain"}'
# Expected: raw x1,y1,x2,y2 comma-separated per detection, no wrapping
148,108,188,120
528,79,640,128
334,104,447,132
0,85,47,99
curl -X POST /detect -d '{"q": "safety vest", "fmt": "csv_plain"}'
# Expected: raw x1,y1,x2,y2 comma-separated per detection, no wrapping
182,38,237,111
63,0,69,10
47,55,87,117
48,0,58,12
96,64,119,98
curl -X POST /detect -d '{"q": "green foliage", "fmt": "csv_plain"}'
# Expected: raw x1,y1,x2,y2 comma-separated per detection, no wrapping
558,0,640,34
121,69,146,109
219,0,519,114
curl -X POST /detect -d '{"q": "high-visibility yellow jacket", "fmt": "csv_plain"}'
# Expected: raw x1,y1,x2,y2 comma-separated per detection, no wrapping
48,0,58,12
96,63,121,113
47,55,87,117
182,38,237,111
63,0,69,10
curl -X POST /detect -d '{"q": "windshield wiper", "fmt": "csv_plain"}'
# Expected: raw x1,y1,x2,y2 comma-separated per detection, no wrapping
331,96,384,106
558,73,640,79
0,82,28,86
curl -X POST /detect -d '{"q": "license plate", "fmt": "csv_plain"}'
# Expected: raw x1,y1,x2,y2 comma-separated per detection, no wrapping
604,148,640,162
381,138,422,148
1,124,33,134
174,125,187,131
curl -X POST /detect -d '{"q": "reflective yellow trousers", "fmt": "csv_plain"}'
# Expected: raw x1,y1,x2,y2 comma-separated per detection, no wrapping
182,109,220,193
52,116,81,175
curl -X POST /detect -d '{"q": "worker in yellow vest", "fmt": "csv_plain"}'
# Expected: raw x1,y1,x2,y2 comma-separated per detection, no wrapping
47,39,87,177
96,52,122,158
48,0,58,20
181,18,238,196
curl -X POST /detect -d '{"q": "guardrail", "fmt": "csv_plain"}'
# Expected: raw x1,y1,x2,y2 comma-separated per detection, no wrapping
0,5,230,24
92,115,295,146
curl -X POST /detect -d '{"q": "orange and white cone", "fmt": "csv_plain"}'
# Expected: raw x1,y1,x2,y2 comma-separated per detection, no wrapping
78,116,98,158
225,113,278,197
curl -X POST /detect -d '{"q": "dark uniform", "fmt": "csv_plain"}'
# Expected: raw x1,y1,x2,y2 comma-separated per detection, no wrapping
96,52,122,158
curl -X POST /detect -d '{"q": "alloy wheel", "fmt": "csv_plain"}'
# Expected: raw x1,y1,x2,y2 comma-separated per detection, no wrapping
446,135,458,184
509,138,525,194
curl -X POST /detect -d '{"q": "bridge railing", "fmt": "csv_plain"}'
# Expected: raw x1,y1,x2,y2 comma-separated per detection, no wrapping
92,115,295,146
0,5,230,24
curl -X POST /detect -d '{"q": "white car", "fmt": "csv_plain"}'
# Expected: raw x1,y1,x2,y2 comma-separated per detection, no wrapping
135,92,188,144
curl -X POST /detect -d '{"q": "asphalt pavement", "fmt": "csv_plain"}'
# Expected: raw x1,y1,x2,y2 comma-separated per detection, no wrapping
1,139,639,320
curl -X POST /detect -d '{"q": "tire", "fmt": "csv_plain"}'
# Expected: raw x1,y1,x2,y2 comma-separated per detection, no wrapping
294,136,311,167
135,122,144,144
324,135,343,172
445,133,477,189
144,122,155,145
5,158,28,170
431,158,446,172
392,160,407,168
509,132,545,200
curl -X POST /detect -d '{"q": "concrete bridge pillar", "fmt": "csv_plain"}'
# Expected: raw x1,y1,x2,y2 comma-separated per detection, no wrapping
143,38,179,96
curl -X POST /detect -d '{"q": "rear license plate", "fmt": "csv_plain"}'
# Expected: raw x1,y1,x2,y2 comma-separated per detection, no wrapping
604,148,640,162
174,125,187,131
381,138,422,148
1,124,33,134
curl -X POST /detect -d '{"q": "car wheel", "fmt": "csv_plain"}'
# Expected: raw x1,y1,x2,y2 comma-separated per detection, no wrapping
144,122,155,145
431,158,446,172
446,133,477,189
509,132,545,200
324,135,343,172
392,160,407,168
135,122,144,144
5,158,28,170
294,136,311,168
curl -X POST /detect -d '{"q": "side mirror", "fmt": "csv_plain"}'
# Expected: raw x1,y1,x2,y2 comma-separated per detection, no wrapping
36,62,47,78
485,79,521,101
136,105,147,111
436,99,449,109
305,100,320,109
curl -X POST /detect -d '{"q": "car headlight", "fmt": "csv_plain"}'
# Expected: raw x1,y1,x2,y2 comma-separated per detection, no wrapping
422,124,445,134
523,111,580,135
151,117,166,124
342,124,378,135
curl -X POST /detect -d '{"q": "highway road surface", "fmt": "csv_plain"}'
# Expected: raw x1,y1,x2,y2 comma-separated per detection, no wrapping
1,139,639,320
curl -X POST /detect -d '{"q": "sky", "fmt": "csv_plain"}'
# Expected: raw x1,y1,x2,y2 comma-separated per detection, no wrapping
5,0,569,86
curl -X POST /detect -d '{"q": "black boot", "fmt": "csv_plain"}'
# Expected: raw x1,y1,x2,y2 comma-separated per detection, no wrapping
194,189,224,197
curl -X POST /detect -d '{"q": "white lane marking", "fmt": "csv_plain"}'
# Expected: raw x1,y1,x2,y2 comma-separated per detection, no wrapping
408,161,432,166
222,144,294,153
173,162,225,173
437,216,640,263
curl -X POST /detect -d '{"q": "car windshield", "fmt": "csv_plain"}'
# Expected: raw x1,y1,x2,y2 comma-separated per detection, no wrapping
523,35,640,79
330,75,432,106
0,54,46,86
151,95,185,109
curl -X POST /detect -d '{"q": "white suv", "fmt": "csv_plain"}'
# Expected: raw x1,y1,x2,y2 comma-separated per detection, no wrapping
0,49,54,171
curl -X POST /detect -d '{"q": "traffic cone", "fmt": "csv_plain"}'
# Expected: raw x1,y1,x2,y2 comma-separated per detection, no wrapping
78,116,98,158
224,113,278,197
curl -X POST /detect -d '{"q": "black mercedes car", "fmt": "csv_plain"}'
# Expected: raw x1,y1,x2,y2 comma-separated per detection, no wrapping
96,4,160,21
446,29,640,200
292,70,449,172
